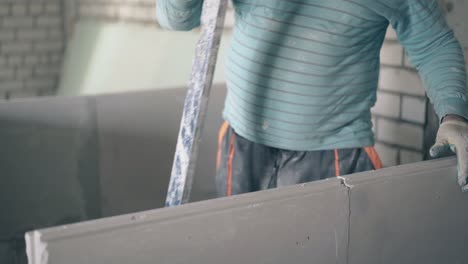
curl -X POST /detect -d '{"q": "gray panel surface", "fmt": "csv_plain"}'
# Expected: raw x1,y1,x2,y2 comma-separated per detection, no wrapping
25,158,468,264
95,89,185,215
347,158,468,264
1,86,226,263
0,97,95,238
0,97,97,263
95,86,225,216
26,179,349,264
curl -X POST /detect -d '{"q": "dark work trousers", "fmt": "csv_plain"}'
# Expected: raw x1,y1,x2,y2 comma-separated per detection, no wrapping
216,122,383,197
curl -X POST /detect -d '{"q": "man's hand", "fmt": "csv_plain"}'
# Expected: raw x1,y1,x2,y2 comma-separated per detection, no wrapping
430,115,468,192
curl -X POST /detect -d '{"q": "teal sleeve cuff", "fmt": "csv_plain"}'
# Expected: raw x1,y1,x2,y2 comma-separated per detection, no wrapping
437,97,468,123
156,0,202,31
156,1,172,30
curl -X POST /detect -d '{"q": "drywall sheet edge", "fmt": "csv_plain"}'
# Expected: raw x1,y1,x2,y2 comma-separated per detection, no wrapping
26,158,466,264
26,178,349,264
347,157,468,264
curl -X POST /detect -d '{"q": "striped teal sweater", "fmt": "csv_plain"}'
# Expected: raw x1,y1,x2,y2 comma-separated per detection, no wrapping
157,0,468,151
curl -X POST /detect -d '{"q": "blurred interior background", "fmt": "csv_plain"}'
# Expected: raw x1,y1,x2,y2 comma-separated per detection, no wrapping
0,0,467,263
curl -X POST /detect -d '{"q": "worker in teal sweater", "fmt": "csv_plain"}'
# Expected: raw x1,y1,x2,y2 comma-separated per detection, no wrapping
157,0,468,196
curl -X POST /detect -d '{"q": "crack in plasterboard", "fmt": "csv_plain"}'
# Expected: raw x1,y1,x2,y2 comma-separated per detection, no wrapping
337,176,353,264
345,185,352,264
337,176,354,189
26,231,49,264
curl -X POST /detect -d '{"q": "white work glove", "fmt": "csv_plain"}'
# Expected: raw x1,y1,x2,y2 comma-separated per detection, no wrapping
430,118,468,192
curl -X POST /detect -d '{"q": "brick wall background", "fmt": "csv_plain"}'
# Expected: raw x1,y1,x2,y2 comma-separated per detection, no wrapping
374,0,468,167
0,0,64,100
76,0,235,27
77,0,156,24
372,28,428,167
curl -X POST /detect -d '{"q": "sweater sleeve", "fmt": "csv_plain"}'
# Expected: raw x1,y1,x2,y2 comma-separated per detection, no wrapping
156,0,203,31
388,0,468,121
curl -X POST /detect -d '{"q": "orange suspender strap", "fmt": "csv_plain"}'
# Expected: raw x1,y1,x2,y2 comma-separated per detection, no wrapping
336,147,382,178
216,122,230,170
226,134,236,196
364,147,383,170
334,149,341,177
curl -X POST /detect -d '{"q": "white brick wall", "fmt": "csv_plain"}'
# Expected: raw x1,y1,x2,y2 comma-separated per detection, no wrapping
0,0,65,100
378,67,425,96
374,142,398,167
373,26,428,166
371,91,400,118
379,42,403,66
401,96,427,124
400,150,423,164
77,0,235,28
78,0,159,24
377,119,424,150
374,0,468,166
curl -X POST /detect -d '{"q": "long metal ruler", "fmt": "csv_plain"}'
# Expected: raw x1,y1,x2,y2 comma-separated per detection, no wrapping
165,0,229,207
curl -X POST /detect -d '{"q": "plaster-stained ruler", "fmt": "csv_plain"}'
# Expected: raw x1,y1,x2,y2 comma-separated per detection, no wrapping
166,0,229,207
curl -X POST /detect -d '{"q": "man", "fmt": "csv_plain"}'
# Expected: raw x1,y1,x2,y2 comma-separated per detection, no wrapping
157,0,468,196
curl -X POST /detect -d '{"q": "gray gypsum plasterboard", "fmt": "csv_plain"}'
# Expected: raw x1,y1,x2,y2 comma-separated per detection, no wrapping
26,157,465,264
